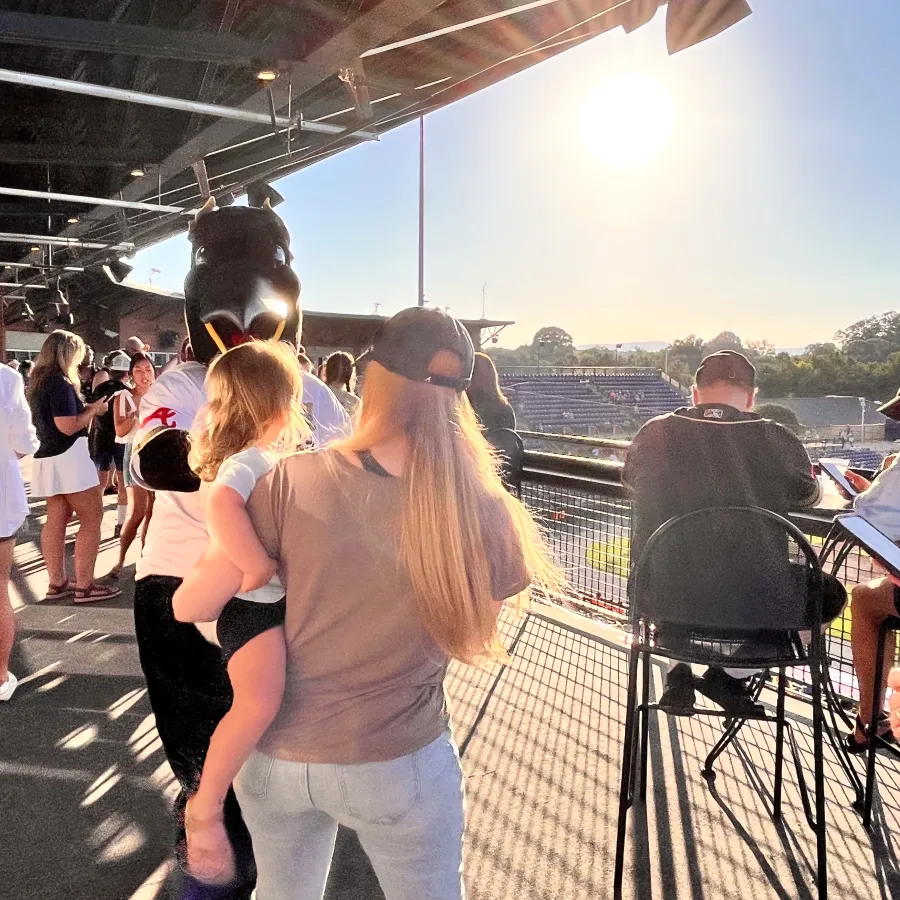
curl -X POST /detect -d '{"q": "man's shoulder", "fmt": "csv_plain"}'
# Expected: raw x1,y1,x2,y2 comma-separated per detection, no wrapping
301,372,332,402
0,364,21,392
145,362,207,404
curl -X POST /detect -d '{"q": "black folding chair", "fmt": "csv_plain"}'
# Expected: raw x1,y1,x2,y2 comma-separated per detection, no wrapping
484,427,524,497
613,506,830,899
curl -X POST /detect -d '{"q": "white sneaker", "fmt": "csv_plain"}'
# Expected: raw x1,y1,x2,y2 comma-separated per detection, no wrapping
0,672,18,701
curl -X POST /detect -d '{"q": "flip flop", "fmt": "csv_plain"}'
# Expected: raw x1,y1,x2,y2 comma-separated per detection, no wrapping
44,581,73,601
74,583,122,604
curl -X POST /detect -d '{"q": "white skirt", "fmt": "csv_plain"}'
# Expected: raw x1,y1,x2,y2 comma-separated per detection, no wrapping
30,437,100,498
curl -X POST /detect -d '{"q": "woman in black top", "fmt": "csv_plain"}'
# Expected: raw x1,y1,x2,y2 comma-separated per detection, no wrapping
28,331,121,603
466,352,516,432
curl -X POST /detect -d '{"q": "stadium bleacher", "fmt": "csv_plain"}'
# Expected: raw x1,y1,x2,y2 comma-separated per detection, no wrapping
500,371,685,434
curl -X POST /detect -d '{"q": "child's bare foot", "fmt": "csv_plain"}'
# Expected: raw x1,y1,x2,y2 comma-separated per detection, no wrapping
185,797,236,886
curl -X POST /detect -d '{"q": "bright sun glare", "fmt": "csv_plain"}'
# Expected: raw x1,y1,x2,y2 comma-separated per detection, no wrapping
581,73,674,168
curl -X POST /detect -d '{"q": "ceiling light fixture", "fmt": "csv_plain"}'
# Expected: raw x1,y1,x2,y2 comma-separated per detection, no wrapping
256,68,278,82
67,216,79,224
130,167,146,177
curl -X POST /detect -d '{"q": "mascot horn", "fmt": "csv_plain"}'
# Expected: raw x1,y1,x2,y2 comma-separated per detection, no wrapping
133,198,302,492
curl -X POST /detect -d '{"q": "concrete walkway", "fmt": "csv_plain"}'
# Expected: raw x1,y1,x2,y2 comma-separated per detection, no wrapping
5,496,900,899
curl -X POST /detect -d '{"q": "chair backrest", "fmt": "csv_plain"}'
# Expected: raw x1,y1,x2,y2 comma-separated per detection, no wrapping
630,506,823,632
484,427,525,492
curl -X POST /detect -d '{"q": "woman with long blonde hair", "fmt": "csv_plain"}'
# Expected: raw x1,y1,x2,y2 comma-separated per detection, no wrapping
28,330,120,602
176,308,562,899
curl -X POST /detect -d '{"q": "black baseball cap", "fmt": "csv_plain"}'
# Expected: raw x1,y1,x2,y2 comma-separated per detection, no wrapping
357,307,475,391
695,350,756,389
878,390,900,421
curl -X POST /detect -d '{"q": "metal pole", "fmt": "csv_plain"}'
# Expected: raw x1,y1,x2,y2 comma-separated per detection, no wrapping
482,282,486,319
0,232,133,251
0,66,295,127
0,185,190,214
417,115,425,307
860,397,866,443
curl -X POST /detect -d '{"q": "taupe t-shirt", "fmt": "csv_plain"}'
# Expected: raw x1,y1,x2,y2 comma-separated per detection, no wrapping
247,449,529,764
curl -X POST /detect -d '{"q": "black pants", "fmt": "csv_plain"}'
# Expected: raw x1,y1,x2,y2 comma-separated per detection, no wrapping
134,575,256,900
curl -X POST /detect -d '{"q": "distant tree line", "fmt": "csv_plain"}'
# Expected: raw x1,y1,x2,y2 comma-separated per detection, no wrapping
486,312,900,402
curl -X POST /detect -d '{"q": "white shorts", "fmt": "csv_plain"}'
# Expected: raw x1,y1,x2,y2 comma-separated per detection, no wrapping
30,437,100,498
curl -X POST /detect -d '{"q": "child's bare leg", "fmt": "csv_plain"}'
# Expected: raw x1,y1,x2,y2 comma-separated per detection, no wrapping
173,546,243,623
185,628,286,884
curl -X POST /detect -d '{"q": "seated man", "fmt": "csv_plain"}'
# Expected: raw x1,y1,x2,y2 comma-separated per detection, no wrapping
623,350,846,715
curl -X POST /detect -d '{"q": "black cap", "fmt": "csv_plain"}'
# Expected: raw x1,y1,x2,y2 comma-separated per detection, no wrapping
357,307,475,391
878,390,900,421
695,350,756,389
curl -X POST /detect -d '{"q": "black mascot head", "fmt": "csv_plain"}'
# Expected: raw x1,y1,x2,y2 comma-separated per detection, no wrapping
184,197,301,365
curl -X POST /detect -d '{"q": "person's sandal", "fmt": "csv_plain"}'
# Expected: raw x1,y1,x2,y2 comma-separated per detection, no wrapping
44,581,73,601
846,714,896,755
74,583,122,604
184,804,236,886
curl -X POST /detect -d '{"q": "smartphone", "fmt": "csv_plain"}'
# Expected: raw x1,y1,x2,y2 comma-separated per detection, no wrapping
819,458,858,498
838,514,900,574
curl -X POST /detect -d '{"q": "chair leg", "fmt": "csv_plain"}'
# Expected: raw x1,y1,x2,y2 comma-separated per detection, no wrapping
810,642,829,899
639,649,651,802
820,660,864,810
773,668,786,820
701,670,765,780
614,641,642,899
863,621,891,829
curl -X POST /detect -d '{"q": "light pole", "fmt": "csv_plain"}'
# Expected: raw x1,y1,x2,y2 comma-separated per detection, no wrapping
615,343,622,366
417,115,425,307
860,396,866,443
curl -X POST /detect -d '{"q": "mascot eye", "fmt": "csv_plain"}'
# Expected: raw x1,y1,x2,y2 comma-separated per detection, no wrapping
273,245,286,265
194,247,208,265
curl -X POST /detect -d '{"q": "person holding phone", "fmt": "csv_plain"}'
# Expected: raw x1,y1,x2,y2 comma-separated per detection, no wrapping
27,331,121,603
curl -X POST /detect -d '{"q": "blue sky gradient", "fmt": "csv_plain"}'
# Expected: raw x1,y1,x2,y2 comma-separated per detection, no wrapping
132,2,900,349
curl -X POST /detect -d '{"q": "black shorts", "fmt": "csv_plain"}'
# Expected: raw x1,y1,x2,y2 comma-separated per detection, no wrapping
93,442,125,473
216,596,286,664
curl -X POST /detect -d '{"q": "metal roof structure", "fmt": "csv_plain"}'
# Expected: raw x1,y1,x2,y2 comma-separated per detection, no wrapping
0,0,751,345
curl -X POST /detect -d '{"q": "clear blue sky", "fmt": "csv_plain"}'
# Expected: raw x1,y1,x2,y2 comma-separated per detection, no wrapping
131,1,900,350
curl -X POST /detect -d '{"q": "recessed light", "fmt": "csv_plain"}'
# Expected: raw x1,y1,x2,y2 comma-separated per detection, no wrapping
67,216,79,224
30,246,41,253
256,68,278,82
130,167,146,177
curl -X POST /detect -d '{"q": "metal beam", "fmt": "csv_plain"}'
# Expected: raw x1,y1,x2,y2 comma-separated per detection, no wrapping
0,262,84,271
0,68,297,128
0,10,298,67
0,233,133,251
0,186,191,215
0,141,152,167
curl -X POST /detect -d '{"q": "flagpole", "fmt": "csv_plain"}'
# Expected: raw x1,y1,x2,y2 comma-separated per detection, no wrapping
417,115,425,307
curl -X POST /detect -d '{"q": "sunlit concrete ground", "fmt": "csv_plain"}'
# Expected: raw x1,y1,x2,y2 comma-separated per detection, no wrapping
4,483,900,899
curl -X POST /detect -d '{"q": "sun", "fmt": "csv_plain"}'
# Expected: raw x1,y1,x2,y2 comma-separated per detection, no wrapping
580,73,674,168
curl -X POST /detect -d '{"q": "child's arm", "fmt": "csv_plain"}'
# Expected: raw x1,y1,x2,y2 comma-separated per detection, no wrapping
188,627,286,816
206,482,277,589
172,545,243,623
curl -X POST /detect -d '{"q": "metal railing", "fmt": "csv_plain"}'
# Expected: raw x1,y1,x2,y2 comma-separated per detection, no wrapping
519,449,870,703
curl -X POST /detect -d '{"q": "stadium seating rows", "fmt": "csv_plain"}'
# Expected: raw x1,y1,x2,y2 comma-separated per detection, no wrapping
499,372,685,433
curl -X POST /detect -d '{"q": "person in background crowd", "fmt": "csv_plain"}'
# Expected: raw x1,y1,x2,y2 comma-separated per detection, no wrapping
297,351,313,374
27,331,120,603
1,362,38,701
90,350,111,398
623,350,845,716
108,352,157,580
323,351,360,416
79,345,98,396
6,359,19,371
18,360,32,387
125,335,150,357
90,352,131,533
176,307,562,900
466,352,516,432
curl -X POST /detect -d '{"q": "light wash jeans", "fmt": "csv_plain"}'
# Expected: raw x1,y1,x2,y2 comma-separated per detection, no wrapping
234,730,466,900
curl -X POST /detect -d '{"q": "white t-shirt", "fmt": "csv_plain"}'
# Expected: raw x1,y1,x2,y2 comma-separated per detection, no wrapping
0,365,39,538
215,446,283,604
301,373,352,447
133,362,209,580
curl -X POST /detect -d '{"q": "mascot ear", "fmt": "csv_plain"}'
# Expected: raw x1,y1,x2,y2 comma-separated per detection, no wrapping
263,197,273,210
189,196,217,233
